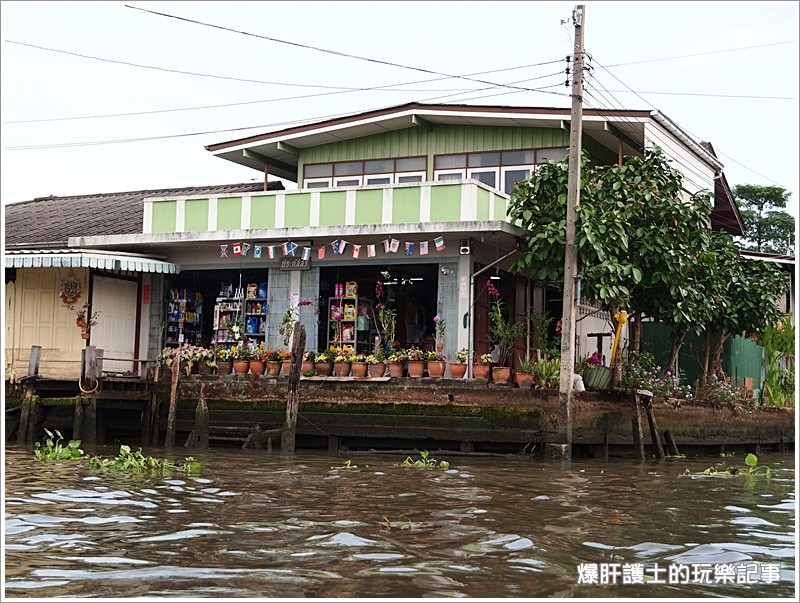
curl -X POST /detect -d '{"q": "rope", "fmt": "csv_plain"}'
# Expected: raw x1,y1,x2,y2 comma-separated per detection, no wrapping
77,377,100,394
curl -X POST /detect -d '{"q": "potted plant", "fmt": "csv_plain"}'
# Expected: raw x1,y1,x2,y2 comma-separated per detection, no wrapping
193,346,217,375
532,357,561,389
515,352,537,388
302,351,316,376
231,344,251,375
351,353,368,378
582,351,613,389
214,345,233,375
486,279,525,384
333,349,354,377
374,279,396,349
278,299,312,347
449,348,469,379
279,349,292,377
314,350,333,376
472,352,493,381
433,313,446,352
425,350,446,378
405,346,426,378
74,301,100,340
387,349,406,378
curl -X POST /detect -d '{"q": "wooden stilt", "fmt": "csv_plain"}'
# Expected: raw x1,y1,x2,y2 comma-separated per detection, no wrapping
282,322,306,453
165,359,180,448
631,392,645,460
641,392,665,459
73,396,84,441
85,395,97,447
17,390,33,445
663,429,680,456
328,436,340,454
25,394,39,444
194,384,209,449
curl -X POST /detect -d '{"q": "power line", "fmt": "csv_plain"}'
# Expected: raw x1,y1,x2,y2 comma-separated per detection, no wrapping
123,4,570,97
604,40,795,68
602,89,792,101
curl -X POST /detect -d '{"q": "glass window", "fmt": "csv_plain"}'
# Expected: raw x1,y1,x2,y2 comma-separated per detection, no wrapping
503,169,530,194
334,161,363,176
304,163,332,178
397,174,424,183
366,176,391,185
305,179,330,189
335,178,361,187
396,156,426,172
436,171,463,181
364,159,394,174
468,152,500,168
469,170,497,188
435,154,466,170
502,149,535,166
536,148,569,163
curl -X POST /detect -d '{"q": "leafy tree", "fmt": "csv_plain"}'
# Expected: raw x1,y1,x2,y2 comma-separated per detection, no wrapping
733,184,795,254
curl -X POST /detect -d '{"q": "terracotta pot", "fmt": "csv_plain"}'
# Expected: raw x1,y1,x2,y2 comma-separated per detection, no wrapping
281,360,292,377
333,361,351,377
301,360,315,375
407,360,425,378
80,330,90,340
198,362,214,375
351,362,368,378
315,361,333,377
266,361,282,377
492,366,512,384
514,371,534,388
449,363,467,379
368,362,386,378
427,360,445,378
233,360,250,375
387,362,404,378
216,360,233,375
249,359,266,376
472,363,491,381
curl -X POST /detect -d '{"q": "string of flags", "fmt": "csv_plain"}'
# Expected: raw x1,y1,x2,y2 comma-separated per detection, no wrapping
220,236,447,260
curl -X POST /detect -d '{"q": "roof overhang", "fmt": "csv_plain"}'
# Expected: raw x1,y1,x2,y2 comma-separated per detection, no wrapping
4,249,181,273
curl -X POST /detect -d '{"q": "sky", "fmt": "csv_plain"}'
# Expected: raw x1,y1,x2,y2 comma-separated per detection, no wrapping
1,1,798,221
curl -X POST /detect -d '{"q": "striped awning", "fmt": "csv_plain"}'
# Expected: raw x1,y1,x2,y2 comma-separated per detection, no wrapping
4,249,180,273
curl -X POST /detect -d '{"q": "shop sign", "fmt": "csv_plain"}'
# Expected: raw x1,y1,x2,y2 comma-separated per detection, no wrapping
280,257,311,271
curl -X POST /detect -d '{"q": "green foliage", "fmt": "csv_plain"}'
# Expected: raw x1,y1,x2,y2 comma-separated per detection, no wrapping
759,317,795,408
34,428,85,462
517,352,537,374
734,184,795,254
89,445,201,476
531,358,560,389
685,452,771,478
620,352,692,403
400,450,450,470
331,459,362,470
694,375,756,414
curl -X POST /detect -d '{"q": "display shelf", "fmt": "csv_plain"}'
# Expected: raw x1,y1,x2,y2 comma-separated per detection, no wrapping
327,296,371,355
164,289,203,347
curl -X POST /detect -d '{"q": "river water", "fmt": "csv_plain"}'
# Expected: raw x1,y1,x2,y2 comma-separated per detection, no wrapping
3,445,796,599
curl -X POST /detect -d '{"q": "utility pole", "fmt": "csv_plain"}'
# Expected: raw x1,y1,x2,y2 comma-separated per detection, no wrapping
550,4,585,461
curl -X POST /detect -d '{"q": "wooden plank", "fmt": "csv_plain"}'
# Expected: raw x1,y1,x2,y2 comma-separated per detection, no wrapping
195,384,209,449
72,396,83,441
641,393,665,459
282,322,306,452
165,358,180,448
28,345,42,377
631,393,645,460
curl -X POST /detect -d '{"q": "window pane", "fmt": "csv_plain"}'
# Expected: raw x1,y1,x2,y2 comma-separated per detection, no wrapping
306,180,329,189
364,159,394,174
397,174,423,183
335,178,360,187
502,149,534,166
504,169,530,193
468,152,500,167
437,172,462,181
434,154,466,170
536,148,569,163
334,161,363,176
396,156,426,172
366,176,391,185
304,163,332,178
470,170,496,188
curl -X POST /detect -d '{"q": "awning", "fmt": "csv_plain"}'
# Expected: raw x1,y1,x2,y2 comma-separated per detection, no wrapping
4,249,180,274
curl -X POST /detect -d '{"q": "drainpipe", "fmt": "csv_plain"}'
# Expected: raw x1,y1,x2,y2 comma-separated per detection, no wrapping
464,246,520,379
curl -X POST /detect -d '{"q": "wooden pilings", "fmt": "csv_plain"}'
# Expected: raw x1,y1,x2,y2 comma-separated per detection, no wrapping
282,322,306,453
631,391,646,460
16,346,42,444
165,358,180,448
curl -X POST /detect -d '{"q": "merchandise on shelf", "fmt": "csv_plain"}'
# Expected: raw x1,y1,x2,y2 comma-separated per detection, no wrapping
164,288,203,347
327,294,371,354
214,279,268,344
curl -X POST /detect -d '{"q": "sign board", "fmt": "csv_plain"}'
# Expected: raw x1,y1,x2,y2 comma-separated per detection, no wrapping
280,257,311,271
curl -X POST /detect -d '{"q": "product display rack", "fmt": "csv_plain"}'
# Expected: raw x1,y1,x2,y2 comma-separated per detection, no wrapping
213,281,268,345
164,289,203,347
327,296,371,355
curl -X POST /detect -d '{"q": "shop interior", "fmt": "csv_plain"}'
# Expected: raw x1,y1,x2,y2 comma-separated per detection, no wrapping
318,264,439,354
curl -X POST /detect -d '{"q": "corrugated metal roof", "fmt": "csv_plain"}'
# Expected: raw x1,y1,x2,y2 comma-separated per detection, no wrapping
4,248,180,273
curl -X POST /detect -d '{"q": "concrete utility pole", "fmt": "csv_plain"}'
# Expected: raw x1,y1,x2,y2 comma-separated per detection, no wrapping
550,4,585,460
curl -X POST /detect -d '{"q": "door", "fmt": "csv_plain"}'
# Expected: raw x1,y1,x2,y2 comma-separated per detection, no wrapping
91,276,138,373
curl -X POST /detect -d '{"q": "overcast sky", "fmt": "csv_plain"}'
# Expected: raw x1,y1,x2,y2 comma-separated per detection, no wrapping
2,1,798,219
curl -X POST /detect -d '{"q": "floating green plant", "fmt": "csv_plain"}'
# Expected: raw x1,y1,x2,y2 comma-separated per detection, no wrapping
331,459,360,470
401,450,450,470
89,445,201,476
684,452,770,478
34,428,85,462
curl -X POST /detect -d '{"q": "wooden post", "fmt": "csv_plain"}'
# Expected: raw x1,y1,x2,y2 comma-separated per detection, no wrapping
165,358,180,448
663,429,680,456
17,346,43,444
85,396,97,447
82,347,100,447
28,345,42,377
642,393,665,459
631,391,645,460
146,392,160,447
73,396,84,441
17,390,33,445
194,383,209,449
282,322,306,452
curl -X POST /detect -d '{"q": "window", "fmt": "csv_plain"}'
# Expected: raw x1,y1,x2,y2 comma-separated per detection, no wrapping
434,154,466,170
436,171,464,181
303,156,427,188
305,178,331,189
502,168,530,194
334,177,361,187
365,176,392,185
468,169,497,188
397,174,424,183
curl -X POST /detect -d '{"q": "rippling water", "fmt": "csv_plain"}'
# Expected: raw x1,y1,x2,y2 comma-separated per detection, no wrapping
3,445,795,598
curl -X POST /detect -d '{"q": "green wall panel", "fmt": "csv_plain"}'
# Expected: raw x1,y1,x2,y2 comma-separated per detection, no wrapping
184,198,208,232
151,201,176,233
476,187,490,220
318,191,346,226
217,197,242,230
493,194,507,220
392,187,420,223
284,193,311,227
355,189,383,224
250,195,276,229
429,185,461,222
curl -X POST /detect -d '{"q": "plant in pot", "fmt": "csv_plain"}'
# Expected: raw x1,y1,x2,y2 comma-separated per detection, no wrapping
424,349,446,378
516,352,537,388
472,352,493,381
278,299,312,347
193,346,217,375
214,345,233,375
314,350,333,376
532,357,561,389
581,351,613,389
487,279,525,384
74,301,100,340
405,346,426,378
230,344,251,375
450,348,469,379
433,313,446,352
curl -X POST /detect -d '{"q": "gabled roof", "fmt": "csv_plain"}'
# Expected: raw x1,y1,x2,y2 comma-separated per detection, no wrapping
4,181,284,248
701,142,746,236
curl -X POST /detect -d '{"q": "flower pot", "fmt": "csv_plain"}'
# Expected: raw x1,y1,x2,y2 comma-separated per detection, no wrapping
472,363,491,381
80,330,90,340
514,371,534,388
407,360,425,378
265,361,281,377
583,365,613,389
387,362,404,378
368,362,386,378
216,360,232,375
198,362,214,375
427,360,445,378
315,361,333,377
233,360,250,375
249,359,266,376
301,360,315,375
492,366,512,384
351,362,368,378
449,362,467,379
281,360,292,377
333,361,351,377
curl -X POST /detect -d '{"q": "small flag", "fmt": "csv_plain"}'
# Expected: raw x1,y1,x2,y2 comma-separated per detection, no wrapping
382,239,391,254
283,242,298,257
367,244,376,258
404,242,414,256
331,239,340,255
352,244,361,259
301,247,311,261
242,242,251,256
390,238,400,253
253,245,262,259
318,246,326,260
419,241,429,255
220,244,228,258
338,239,348,255
232,242,243,256
267,245,275,259
434,236,445,251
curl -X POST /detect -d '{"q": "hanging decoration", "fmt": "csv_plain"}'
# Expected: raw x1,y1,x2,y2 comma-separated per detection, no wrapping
220,244,228,258
59,271,82,308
